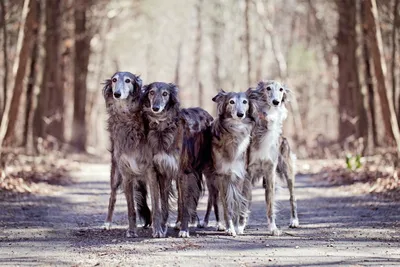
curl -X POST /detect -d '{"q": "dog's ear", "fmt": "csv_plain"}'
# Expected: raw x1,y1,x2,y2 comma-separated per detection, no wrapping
133,75,143,93
246,88,260,122
167,83,180,110
282,86,291,103
140,84,151,108
102,79,113,100
212,89,226,103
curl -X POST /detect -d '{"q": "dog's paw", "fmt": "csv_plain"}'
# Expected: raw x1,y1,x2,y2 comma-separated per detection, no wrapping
178,230,190,238
126,229,138,238
152,225,168,238
103,222,112,230
216,222,226,231
226,228,237,237
198,220,208,228
269,227,281,236
289,218,299,228
174,221,181,230
237,225,245,235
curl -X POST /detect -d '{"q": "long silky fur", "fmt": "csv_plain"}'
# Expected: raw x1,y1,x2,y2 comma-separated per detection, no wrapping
102,72,153,237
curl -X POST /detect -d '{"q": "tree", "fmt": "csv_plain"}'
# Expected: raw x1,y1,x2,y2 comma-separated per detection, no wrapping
335,0,368,146
362,0,400,152
71,0,92,151
34,0,64,144
0,0,8,119
194,0,203,107
0,0,37,148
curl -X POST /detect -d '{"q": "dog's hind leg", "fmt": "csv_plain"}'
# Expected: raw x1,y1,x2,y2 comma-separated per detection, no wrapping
264,162,281,236
104,159,121,230
178,172,201,238
278,138,299,228
135,180,152,228
175,179,182,230
199,175,213,228
285,153,299,228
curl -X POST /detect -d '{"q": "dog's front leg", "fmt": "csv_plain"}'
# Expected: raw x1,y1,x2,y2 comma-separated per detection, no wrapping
124,176,138,238
219,175,236,237
174,176,183,230
264,162,280,236
160,174,172,234
104,159,122,230
238,174,252,234
149,169,166,238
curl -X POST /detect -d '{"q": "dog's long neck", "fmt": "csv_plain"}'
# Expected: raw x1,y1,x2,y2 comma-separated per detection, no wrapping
145,107,181,154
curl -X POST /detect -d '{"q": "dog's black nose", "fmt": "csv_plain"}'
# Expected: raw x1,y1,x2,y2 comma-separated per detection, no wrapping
113,92,121,98
237,112,244,118
272,100,280,106
152,106,160,112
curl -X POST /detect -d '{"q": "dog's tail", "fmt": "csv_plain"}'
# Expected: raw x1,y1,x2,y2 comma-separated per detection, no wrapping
134,180,152,227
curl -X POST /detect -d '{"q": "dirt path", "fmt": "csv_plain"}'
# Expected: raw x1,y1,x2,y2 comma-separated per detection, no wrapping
0,162,399,266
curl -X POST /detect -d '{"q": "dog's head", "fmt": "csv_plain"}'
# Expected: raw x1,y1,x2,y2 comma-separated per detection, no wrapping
103,72,142,101
212,90,251,121
141,82,179,114
255,80,290,107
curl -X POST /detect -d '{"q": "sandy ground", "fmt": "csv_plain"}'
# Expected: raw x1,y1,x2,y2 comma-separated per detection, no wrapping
0,162,399,267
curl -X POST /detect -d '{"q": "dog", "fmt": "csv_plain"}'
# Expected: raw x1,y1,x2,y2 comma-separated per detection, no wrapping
102,71,152,238
175,107,213,237
141,82,182,238
205,90,256,236
141,82,213,238
244,80,299,236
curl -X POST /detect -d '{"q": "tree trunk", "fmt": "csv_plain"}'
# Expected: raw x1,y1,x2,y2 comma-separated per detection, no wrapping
392,0,399,121
71,0,91,151
336,0,361,143
0,0,8,119
0,0,37,147
362,0,400,152
244,0,251,85
23,0,42,150
34,0,64,144
193,0,203,107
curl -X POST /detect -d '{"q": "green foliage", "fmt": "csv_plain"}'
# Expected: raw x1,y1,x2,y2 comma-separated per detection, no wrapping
345,154,362,171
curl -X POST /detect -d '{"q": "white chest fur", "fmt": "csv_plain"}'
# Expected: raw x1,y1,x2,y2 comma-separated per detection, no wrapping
153,152,179,172
215,135,250,180
250,107,285,165
121,153,144,175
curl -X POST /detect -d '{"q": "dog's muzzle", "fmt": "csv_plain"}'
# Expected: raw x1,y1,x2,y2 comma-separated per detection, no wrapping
272,100,280,106
152,106,160,112
237,112,244,118
114,92,121,99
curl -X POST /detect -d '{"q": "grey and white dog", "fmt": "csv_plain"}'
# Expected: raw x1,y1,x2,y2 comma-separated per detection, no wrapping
102,72,152,238
244,80,299,236
205,90,256,236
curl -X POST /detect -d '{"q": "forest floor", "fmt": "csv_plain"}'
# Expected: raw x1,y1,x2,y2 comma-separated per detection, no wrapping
0,160,399,266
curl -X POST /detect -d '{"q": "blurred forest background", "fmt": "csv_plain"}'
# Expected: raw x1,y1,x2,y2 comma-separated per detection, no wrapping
0,0,399,164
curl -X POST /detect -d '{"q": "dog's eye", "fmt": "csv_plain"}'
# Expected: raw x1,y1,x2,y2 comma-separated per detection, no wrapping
162,92,168,97
112,78,117,83
243,100,248,104
279,88,283,92
229,100,235,104
149,91,155,96
125,79,131,83
266,87,271,91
